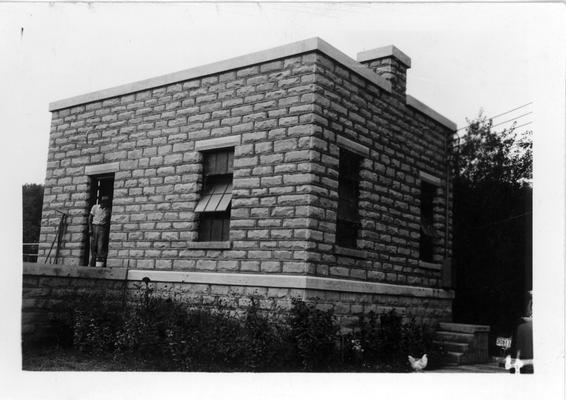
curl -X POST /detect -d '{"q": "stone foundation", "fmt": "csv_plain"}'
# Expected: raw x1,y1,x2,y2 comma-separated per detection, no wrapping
22,262,453,344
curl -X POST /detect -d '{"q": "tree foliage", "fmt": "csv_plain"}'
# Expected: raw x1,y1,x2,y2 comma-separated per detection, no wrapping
453,114,532,186
452,113,532,343
22,183,44,244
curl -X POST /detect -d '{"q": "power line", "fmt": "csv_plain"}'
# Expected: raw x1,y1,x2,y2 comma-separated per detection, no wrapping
453,121,533,148
456,102,533,132
510,121,533,131
454,121,533,151
491,112,532,129
483,102,533,123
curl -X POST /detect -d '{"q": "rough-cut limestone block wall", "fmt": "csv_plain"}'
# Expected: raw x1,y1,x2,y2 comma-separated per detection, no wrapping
38,47,453,293
22,264,451,344
22,271,125,345
306,53,453,288
143,282,451,330
21,264,304,345
304,290,452,330
38,53,320,273
363,57,408,99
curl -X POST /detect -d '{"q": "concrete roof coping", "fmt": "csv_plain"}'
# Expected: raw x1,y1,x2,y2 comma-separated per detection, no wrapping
406,95,457,131
48,37,456,130
49,37,391,112
356,45,412,68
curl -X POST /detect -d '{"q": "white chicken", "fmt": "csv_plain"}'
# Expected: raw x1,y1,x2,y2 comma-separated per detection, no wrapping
408,354,428,372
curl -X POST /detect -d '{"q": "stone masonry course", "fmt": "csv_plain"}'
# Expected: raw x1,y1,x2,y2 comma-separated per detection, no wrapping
37,38,455,325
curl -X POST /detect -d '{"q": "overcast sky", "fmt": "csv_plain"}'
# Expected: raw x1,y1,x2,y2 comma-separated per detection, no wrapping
2,1,563,184
2,2,565,399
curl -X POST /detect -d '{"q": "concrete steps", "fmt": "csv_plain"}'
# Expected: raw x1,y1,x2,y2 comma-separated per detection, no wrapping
444,351,464,365
434,340,469,353
436,331,474,343
438,322,490,334
435,322,490,366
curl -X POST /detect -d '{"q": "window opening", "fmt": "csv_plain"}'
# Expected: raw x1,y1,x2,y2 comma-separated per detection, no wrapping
196,149,233,242
336,149,361,248
419,181,436,262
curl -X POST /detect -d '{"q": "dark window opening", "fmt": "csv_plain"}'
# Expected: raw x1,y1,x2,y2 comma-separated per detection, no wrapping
419,181,436,262
197,149,233,242
336,149,361,248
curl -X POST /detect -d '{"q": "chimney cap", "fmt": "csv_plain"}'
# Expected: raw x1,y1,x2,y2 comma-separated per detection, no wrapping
356,45,411,68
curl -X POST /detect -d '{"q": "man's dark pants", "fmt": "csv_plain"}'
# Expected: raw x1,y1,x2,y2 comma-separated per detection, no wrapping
89,224,108,266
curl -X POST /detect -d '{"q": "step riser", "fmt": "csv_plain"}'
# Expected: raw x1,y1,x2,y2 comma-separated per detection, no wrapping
435,332,475,343
448,351,489,365
435,323,491,366
444,352,462,365
438,322,490,334
434,341,469,353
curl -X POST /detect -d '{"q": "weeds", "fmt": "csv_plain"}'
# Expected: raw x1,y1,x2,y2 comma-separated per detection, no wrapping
43,282,441,372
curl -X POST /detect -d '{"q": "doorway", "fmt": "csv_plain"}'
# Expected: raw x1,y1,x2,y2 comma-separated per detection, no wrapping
83,173,114,266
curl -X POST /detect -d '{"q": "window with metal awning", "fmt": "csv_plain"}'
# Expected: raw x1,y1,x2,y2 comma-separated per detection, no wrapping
195,182,232,213
196,148,234,242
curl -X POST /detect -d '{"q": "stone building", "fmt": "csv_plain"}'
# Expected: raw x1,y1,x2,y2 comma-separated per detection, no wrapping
36,37,457,327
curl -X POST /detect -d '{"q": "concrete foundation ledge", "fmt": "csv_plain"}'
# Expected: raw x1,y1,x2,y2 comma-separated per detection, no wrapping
23,262,128,280
23,263,454,300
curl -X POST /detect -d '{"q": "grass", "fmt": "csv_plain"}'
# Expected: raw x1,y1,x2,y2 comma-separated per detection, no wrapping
22,344,503,373
22,344,152,371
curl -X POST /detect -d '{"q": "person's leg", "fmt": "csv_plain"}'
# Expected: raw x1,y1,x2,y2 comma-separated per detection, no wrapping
94,225,105,265
99,225,109,267
89,228,98,266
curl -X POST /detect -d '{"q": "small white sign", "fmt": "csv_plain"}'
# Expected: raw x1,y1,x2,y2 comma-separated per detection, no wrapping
496,337,512,349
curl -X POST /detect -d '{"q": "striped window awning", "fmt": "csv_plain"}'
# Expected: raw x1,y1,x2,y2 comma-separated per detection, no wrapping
195,182,232,213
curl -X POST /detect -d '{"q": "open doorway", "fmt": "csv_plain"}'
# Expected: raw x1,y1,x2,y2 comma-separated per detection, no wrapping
83,173,114,266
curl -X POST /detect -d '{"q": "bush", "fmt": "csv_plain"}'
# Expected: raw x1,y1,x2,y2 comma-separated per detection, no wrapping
352,310,443,371
286,299,339,371
112,282,247,370
48,291,124,356
240,297,292,371
157,305,245,371
46,284,441,372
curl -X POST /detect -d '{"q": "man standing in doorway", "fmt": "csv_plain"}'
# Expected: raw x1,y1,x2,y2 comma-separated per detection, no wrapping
89,195,111,267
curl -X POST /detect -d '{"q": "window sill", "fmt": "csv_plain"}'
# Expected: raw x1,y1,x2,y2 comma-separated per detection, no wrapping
418,260,442,270
335,246,367,259
186,241,232,250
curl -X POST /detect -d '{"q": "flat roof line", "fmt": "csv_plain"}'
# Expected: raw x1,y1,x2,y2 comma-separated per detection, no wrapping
49,37,391,112
406,95,457,131
48,37,456,130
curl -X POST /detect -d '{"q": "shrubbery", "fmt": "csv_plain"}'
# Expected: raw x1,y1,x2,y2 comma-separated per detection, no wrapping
346,311,444,371
51,282,442,372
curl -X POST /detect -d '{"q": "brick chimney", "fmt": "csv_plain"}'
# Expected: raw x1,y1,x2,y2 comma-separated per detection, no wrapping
357,45,411,99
